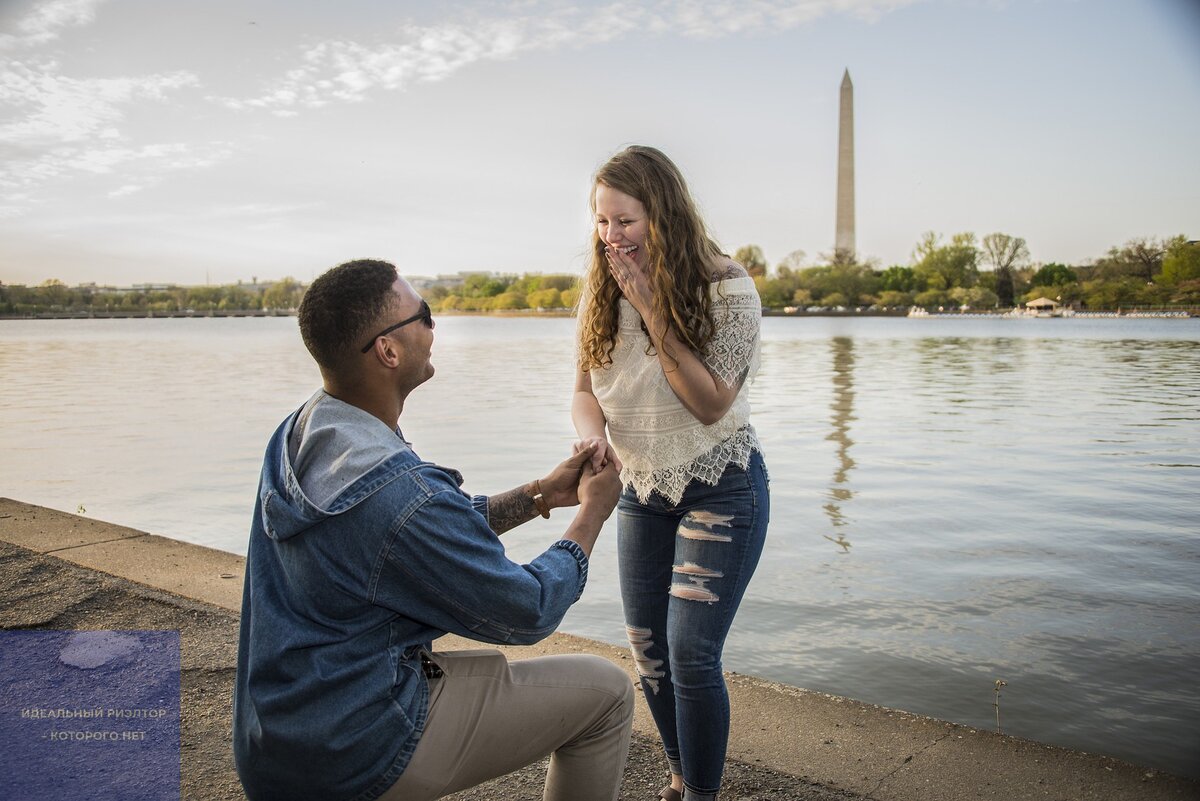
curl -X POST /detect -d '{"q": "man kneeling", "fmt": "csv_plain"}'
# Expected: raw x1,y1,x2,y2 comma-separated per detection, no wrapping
233,259,632,801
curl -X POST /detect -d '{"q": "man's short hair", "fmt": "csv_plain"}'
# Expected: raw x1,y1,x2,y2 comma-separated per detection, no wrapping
298,259,399,370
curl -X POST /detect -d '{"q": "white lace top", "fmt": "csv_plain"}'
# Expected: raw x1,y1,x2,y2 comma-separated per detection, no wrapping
588,276,763,505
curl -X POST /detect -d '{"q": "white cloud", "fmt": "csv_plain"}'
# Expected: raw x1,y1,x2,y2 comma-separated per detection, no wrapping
0,141,235,209
206,202,321,219
0,60,199,145
108,183,143,198
214,0,921,113
0,52,205,209
0,0,107,49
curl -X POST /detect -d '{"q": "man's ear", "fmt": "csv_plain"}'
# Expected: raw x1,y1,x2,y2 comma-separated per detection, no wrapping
368,336,404,368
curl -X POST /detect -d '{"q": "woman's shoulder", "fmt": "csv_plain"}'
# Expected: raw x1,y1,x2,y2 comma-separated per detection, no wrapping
707,262,757,297
709,260,749,282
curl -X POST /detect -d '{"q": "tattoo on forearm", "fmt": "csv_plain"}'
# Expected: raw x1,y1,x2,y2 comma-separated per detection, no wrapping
487,486,538,535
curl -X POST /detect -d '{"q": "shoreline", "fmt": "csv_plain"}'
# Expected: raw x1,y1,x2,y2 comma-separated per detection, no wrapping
1,308,1195,320
2,497,1197,800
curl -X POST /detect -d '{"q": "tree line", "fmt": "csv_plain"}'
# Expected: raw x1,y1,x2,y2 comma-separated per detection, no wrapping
4,233,1197,317
737,233,1200,311
421,273,580,312
0,278,305,316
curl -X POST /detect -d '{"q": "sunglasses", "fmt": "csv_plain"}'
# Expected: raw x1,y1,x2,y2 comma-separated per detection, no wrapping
360,300,433,353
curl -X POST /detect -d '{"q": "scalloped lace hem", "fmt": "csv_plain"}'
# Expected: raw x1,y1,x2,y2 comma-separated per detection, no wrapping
621,427,762,506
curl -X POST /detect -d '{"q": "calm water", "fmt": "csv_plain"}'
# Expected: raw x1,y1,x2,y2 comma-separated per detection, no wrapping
2,316,1198,777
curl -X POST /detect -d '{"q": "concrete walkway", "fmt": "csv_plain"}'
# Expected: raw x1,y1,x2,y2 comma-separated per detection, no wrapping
1,498,1196,801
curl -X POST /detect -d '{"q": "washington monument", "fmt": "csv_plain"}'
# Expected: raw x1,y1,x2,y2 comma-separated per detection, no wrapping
835,69,855,259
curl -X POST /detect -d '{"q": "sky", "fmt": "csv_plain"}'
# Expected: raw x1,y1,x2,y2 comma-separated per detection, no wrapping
1,0,1199,287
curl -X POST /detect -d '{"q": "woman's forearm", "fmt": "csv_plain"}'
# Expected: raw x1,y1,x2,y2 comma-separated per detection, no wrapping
572,390,608,440
647,322,740,426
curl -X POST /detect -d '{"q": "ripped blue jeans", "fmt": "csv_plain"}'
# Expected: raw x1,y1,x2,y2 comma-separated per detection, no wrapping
617,450,769,801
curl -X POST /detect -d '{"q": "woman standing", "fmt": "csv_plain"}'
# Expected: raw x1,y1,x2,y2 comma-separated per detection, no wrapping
572,145,769,801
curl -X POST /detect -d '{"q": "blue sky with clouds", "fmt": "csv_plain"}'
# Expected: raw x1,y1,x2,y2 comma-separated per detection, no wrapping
2,0,1198,286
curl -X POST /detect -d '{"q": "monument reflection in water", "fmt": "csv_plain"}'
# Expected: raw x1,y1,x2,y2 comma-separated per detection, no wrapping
823,337,855,553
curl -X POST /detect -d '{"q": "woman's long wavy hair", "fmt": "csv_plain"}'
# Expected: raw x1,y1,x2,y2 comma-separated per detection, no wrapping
577,145,726,372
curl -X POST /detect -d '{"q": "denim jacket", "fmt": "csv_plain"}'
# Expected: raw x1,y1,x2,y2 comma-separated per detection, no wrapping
233,394,589,801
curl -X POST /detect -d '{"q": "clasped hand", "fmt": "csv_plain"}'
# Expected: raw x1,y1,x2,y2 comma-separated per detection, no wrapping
572,436,623,474
539,443,621,511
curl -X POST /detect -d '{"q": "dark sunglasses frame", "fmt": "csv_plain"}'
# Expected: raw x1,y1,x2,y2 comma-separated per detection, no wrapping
360,300,433,353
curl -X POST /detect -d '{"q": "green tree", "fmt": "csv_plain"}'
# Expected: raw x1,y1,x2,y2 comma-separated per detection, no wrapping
913,288,950,308
878,265,918,292
187,286,224,311
219,287,256,310
422,284,451,304
0,283,33,314
913,232,979,293
120,291,146,310
822,292,848,308
1160,237,1200,285
1081,277,1144,310
540,274,579,292
1030,263,1077,288
146,291,179,312
949,286,999,309
776,249,806,274
734,245,769,278
876,290,912,308
462,273,510,298
754,275,792,308
981,233,1029,308
487,291,527,310
262,278,304,310
1095,237,1168,281
526,288,563,309
1168,279,1200,305
823,262,877,307
39,279,69,309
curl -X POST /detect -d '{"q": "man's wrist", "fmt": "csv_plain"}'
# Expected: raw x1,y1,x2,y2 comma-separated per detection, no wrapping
574,501,611,528
530,479,551,518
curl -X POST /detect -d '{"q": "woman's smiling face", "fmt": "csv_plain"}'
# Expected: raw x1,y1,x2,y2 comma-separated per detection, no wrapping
594,183,648,268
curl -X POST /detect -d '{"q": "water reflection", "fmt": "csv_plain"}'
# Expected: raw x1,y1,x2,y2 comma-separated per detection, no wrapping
823,336,856,551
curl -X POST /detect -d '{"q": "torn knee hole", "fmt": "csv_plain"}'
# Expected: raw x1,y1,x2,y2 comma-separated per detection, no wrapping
670,562,722,603
624,625,665,693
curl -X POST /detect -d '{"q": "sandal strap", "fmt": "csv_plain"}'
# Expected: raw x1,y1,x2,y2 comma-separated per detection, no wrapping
658,786,684,801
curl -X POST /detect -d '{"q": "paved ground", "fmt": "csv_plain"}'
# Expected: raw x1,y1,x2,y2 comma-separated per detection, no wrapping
0,539,859,801
2,498,1197,801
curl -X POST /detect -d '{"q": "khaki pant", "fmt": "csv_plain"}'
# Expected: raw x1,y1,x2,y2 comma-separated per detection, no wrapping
379,650,634,801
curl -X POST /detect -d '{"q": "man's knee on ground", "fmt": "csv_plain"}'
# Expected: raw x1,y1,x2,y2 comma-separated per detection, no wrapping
575,653,635,722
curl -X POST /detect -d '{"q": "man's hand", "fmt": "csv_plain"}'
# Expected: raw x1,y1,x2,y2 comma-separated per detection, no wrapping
538,444,598,509
573,436,623,474
559,456,622,558
577,458,621,517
